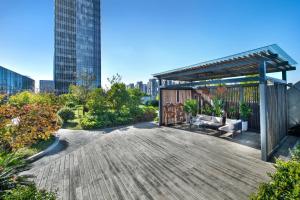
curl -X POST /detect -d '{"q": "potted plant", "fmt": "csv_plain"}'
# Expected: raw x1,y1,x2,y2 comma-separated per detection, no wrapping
239,102,252,131
183,99,198,123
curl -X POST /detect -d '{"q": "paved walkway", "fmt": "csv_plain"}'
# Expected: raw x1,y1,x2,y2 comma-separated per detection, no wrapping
30,122,274,200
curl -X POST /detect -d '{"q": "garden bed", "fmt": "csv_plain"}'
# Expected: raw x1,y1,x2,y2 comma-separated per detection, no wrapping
16,135,56,158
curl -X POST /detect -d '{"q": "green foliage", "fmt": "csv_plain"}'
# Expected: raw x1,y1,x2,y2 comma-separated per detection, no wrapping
8,92,59,107
80,105,157,130
212,98,224,117
128,88,143,107
145,100,159,107
0,152,30,194
0,104,60,150
87,88,108,115
57,107,75,123
3,184,56,200
250,159,300,200
107,83,130,112
240,102,252,121
65,101,76,108
202,104,213,115
227,107,237,119
68,85,89,105
141,106,158,121
291,144,300,162
183,99,198,116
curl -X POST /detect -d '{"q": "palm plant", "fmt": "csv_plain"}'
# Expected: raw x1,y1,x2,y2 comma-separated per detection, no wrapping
0,152,31,194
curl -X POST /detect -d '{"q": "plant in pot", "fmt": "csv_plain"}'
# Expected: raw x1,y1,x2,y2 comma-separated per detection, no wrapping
239,102,252,131
212,98,224,117
183,99,198,123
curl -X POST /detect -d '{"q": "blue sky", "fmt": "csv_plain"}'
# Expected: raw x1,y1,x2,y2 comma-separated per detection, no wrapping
0,0,299,87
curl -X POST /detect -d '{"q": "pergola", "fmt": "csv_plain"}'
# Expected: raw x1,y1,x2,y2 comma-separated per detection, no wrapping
153,44,297,161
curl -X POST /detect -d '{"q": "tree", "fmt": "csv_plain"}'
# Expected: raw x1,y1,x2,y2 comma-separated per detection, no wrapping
87,88,108,115
107,83,130,112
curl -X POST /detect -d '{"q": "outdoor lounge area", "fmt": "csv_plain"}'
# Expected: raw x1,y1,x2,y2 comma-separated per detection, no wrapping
153,44,297,161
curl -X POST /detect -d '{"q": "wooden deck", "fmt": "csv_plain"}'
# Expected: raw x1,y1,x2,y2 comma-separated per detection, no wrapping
32,124,274,200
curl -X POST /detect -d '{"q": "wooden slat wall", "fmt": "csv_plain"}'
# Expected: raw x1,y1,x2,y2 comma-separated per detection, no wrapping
266,83,288,156
195,85,260,130
161,85,260,130
161,89,192,124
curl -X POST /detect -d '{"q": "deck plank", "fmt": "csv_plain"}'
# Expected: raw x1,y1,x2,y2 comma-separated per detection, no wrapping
32,124,274,200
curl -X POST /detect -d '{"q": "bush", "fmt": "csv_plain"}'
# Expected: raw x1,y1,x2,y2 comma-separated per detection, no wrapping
240,102,252,121
80,114,112,130
65,101,76,108
183,99,198,116
3,184,56,200
145,100,159,107
8,92,59,107
250,159,300,200
202,104,213,115
0,104,60,150
0,152,30,194
291,144,300,162
141,106,157,121
57,107,75,123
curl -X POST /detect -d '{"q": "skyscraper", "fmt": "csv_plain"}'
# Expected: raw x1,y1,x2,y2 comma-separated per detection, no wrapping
54,0,101,94
147,78,158,98
0,66,35,95
39,80,55,93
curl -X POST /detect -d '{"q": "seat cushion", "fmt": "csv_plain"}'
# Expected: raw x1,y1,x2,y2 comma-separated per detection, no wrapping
213,117,222,123
200,115,212,121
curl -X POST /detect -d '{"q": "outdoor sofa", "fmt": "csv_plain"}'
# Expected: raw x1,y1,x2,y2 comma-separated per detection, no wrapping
191,114,242,138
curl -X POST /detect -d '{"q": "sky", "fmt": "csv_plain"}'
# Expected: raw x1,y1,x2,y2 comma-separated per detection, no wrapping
0,0,299,88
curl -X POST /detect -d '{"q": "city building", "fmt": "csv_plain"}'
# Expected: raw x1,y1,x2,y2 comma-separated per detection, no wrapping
142,84,148,94
54,0,101,94
135,81,143,91
126,83,134,89
147,78,158,98
135,81,148,94
0,66,35,95
39,80,55,93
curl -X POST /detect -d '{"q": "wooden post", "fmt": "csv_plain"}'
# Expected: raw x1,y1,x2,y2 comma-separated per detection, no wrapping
259,61,268,161
158,79,163,126
282,70,287,81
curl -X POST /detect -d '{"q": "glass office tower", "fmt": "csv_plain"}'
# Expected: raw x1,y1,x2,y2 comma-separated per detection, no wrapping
54,0,101,94
0,66,35,95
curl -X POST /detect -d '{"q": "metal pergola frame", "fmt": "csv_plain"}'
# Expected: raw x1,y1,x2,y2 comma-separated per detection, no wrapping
153,44,297,161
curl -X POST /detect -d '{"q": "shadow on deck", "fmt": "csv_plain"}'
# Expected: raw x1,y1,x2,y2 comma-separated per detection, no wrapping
168,123,261,150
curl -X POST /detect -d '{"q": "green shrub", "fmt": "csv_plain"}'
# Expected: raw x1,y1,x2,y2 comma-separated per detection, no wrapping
65,101,76,108
202,104,213,115
141,106,157,121
212,98,224,117
183,99,198,116
250,159,300,200
145,100,159,107
3,184,56,200
0,152,30,195
57,107,75,123
80,115,112,130
8,92,59,107
291,144,300,162
240,102,252,121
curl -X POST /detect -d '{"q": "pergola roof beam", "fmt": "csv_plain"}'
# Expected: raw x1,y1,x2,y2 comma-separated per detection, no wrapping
161,76,260,89
153,44,297,82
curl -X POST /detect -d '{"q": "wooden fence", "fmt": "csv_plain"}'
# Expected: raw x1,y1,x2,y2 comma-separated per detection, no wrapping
161,84,260,130
266,83,288,156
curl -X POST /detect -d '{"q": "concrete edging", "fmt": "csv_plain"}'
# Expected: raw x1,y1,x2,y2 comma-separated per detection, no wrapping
26,135,60,163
